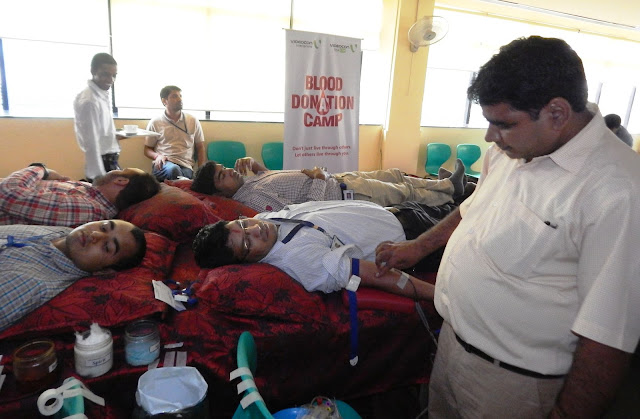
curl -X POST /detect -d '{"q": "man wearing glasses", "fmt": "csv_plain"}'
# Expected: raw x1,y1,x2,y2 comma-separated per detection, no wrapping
192,200,435,300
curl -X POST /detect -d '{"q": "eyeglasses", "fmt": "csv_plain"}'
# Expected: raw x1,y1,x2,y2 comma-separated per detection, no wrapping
238,218,251,262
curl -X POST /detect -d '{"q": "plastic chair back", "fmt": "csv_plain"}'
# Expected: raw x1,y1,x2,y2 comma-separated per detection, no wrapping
231,331,361,419
207,141,247,169
232,331,273,419
456,143,482,177
425,143,451,175
261,142,284,170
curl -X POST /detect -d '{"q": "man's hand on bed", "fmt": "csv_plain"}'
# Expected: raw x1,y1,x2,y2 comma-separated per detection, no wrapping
46,168,70,181
374,240,425,276
301,167,327,180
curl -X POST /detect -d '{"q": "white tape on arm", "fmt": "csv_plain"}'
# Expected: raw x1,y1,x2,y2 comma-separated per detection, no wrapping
346,275,361,292
396,272,409,289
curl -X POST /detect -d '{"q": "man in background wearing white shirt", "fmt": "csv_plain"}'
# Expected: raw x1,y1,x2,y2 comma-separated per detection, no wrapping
73,52,125,182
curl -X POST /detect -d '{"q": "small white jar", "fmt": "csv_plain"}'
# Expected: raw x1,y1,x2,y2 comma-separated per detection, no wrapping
74,325,113,378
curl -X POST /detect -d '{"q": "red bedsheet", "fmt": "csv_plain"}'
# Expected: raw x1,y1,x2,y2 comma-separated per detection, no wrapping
0,180,442,418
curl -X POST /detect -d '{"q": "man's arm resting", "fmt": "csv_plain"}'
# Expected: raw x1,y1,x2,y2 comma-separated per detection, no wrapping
549,336,633,418
0,166,46,195
195,141,207,166
144,145,159,161
375,207,462,274
144,145,167,169
358,260,434,300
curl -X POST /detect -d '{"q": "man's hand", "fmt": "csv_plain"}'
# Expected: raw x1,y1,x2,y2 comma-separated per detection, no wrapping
301,166,327,180
46,169,70,181
153,154,167,169
234,157,255,175
375,240,426,276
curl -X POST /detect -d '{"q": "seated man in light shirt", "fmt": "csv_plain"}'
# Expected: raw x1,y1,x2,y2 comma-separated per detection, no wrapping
144,85,207,181
0,219,146,331
192,200,434,300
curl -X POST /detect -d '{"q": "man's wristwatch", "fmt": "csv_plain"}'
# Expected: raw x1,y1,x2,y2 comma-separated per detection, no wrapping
29,163,49,180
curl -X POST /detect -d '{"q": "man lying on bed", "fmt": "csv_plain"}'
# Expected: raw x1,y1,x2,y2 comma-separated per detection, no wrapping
192,200,434,300
190,157,468,213
0,219,146,331
0,164,160,227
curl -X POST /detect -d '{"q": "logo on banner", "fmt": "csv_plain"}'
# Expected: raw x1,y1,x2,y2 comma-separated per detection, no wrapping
291,75,355,127
289,38,320,49
329,43,358,53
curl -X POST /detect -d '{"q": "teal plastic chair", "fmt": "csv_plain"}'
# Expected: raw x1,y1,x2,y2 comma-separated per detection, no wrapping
231,331,361,419
425,143,451,176
207,141,246,169
456,143,482,177
261,142,284,170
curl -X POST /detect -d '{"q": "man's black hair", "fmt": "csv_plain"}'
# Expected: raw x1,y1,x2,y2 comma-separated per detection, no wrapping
109,227,146,271
115,173,161,211
160,85,181,100
191,161,219,195
467,36,588,119
91,53,117,74
192,221,238,268
604,114,622,130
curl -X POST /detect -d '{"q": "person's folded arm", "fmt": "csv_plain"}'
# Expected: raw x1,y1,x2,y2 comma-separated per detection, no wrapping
0,167,47,214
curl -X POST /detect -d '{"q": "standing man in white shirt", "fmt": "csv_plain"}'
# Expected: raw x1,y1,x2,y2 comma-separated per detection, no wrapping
376,36,640,418
73,53,124,182
144,86,207,181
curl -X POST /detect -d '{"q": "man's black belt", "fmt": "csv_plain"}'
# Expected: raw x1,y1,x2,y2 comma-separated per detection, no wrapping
454,333,565,379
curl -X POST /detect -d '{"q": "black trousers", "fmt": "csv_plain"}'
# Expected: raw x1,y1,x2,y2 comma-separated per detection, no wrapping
390,201,458,273
102,153,121,172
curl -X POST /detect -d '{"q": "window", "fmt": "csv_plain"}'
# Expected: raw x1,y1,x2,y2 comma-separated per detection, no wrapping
0,0,386,123
0,0,110,117
0,39,7,113
111,0,292,118
627,89,640,133
421,68,473,127
597,82,635,123
421,6,640,133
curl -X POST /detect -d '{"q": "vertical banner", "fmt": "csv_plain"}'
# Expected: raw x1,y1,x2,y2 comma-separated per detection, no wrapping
284,30,361,172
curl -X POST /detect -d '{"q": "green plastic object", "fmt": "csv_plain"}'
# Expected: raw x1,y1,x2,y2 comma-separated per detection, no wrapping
456,143,482,177
207,141,247,169
261,142,284,170
232,332,361,419
54,377,84,418
232,331,273,419
425,143,451,175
